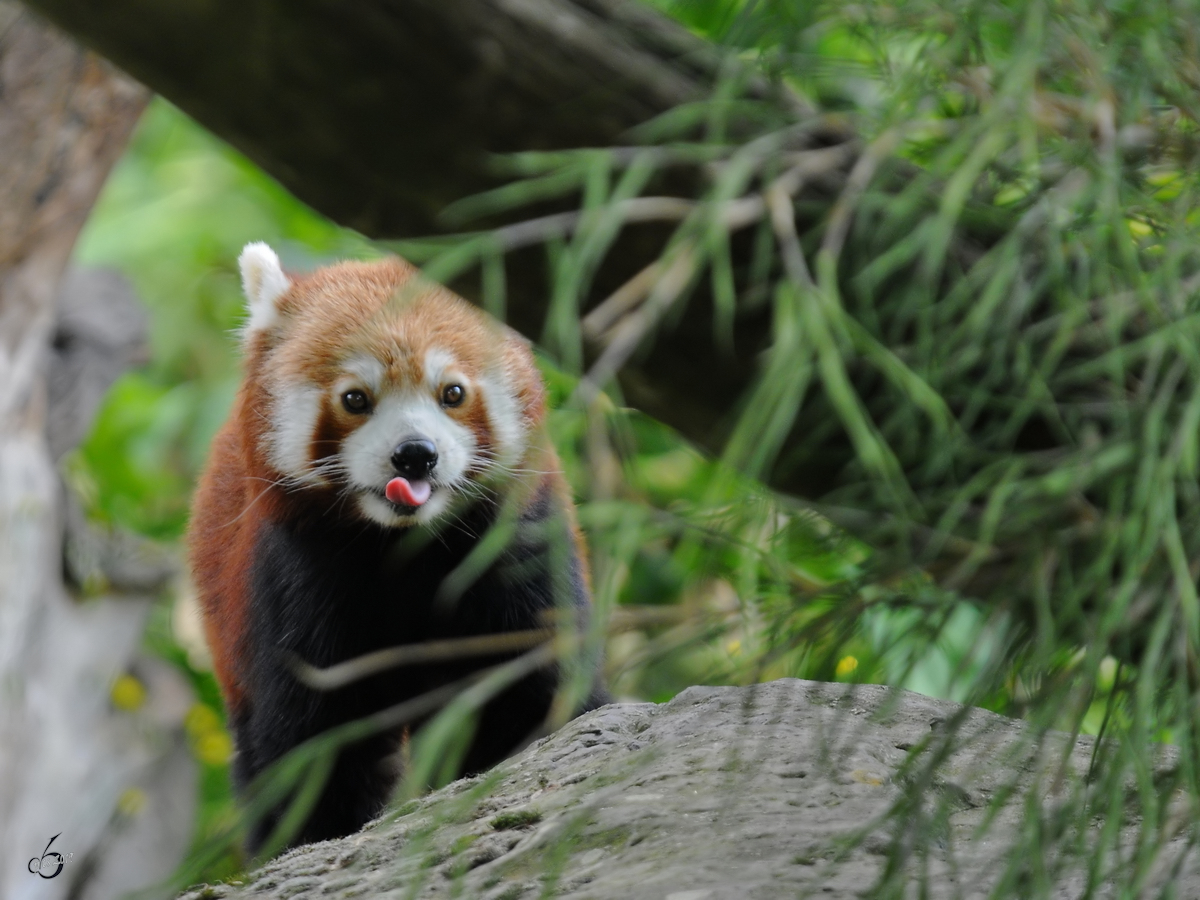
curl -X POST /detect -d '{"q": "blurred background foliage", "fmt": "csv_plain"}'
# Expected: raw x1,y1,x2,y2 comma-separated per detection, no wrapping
66,0,1200,890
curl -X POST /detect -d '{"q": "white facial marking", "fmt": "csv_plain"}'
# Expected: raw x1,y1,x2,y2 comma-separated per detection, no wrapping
338,355,386,397
341,388,477,528
267,345,527,529
266,382,325,484
423,347,457,391
476,368,525,472
239,242,291,336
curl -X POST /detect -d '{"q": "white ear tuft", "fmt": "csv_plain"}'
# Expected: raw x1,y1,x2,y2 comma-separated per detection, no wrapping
239,242,291,335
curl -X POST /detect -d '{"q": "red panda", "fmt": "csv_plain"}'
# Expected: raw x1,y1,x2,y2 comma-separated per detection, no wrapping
188,244,605,850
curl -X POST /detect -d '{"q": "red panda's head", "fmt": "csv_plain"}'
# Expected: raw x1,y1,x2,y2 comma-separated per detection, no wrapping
238,243,545,528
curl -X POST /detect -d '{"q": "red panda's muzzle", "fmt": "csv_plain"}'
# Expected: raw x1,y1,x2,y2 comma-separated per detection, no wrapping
385,438,438,508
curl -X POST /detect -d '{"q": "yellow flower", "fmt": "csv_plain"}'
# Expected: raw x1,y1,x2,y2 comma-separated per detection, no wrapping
117,787,146,817
184,703,221,739
110,674,146,711
184,703,233,765
835,655,859,678
194,730,234,765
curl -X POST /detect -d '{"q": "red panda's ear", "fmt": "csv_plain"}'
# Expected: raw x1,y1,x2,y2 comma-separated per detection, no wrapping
239,242,291,337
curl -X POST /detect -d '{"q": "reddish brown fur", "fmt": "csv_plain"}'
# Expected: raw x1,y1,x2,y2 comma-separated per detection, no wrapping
188,257,558,716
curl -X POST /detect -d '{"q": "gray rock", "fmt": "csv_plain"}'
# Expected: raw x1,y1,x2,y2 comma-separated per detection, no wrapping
178,679,1195,899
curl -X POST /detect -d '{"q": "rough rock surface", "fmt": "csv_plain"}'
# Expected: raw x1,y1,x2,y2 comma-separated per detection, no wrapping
179,679,1195,899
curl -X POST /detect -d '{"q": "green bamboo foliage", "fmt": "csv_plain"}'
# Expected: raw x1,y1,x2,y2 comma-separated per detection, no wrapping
379,0,1200,893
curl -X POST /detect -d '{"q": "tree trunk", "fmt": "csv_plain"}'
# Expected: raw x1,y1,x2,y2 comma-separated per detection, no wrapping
0,9,197,900
17,0,720,238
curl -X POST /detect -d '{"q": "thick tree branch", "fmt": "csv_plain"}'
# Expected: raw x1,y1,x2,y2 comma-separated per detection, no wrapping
19,0,721,237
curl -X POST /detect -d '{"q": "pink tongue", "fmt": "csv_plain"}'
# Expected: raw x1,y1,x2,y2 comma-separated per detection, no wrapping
385,477,432,507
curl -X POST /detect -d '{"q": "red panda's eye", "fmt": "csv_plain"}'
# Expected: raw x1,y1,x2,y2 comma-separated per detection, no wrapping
442,384,465,407
342,390,372,414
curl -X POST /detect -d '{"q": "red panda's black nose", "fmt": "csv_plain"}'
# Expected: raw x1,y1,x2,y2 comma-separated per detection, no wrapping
392,440,438,480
